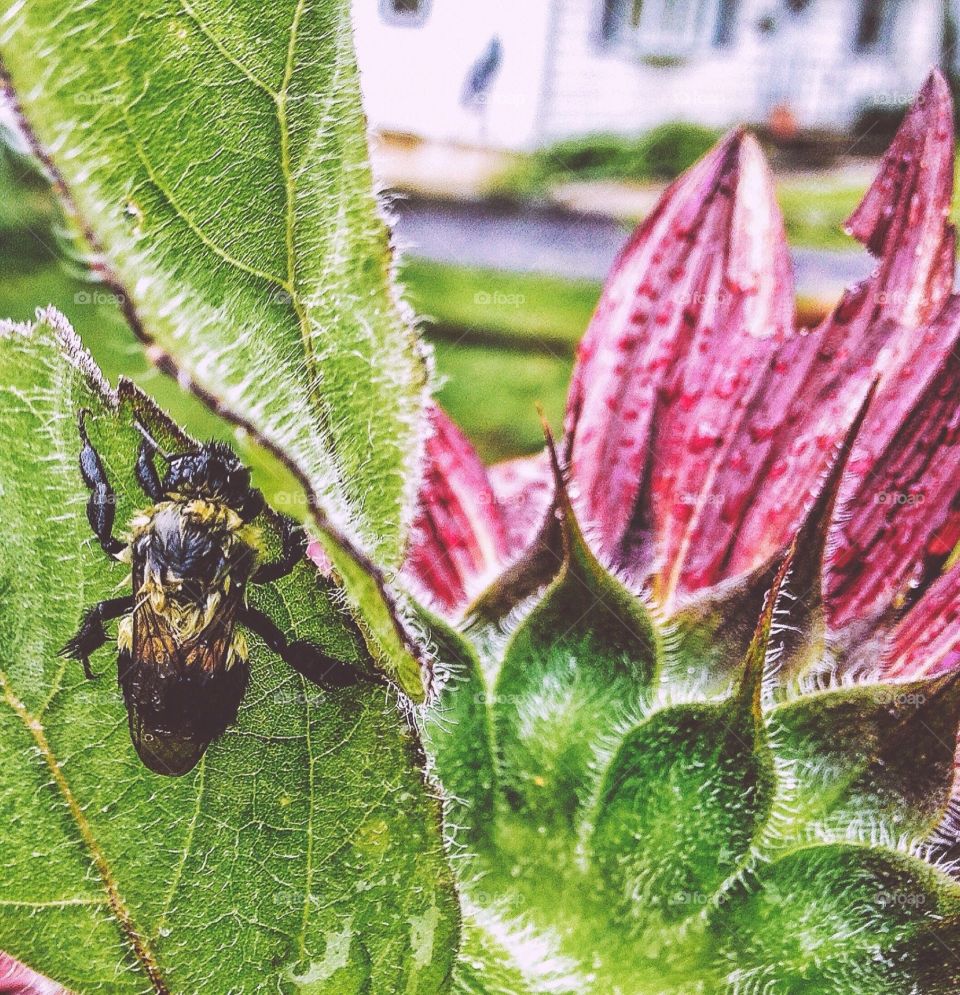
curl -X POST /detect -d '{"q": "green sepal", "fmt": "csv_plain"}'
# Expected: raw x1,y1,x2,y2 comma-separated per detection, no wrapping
770,672,960,844
417,607,498,851
710,843,960,993
492,439,659,826
668,558,778,696
589,556,785,924
464,488,562,636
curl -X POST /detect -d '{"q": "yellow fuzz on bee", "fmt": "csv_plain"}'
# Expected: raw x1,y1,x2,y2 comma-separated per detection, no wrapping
227,630,249,669
117,614,133,653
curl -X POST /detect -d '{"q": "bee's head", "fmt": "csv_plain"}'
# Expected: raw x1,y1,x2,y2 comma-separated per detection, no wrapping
162,442,252,503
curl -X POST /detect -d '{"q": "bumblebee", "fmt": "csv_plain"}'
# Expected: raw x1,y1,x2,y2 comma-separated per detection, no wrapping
62,412,357,777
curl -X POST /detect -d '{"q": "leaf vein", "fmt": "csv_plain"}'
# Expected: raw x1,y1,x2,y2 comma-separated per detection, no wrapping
0,668,171,994
177,0,277,98
122,112,290,290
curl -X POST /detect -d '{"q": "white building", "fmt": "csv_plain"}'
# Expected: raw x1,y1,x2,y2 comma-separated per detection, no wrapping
352,0,950,150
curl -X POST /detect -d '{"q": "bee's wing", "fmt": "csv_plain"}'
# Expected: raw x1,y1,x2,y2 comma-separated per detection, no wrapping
123,587,248,777
131,586,241,673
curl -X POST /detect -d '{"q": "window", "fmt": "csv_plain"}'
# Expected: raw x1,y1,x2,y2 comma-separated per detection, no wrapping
601,0,731,57
713,0,740,46
854,0,899,53
380,0,431,28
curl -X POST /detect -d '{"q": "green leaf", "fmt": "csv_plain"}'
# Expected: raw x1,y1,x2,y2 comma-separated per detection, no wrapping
314,529,431,702
667,558,778,695
417,609,497,851
711,844,960,994
589,560,783,924
492,445,659,826
0,312,457,993
0,0,427,568
770,673,960,845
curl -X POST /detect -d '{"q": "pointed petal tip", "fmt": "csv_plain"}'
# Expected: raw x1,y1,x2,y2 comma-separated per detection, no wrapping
566,117,790,580
0,953,65,995
921,66,952,102
846,68,954,256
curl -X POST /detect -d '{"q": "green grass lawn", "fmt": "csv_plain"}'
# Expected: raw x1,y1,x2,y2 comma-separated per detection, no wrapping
776,182,863,252
776,162,960,251
400,257,598,349
401,259,599,460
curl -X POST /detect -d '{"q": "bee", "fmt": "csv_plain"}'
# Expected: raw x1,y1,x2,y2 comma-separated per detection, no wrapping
61,412,358,777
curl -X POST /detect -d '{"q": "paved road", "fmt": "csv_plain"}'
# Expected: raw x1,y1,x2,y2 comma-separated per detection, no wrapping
390,196,873,300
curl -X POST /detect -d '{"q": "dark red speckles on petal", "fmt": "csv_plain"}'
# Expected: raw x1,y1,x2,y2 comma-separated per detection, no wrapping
645,133,794,607
564,129,793,596
885,562,960,680
846,71,955,322
486,450,554,562
717,70,957,589
828,299,960,628
0,953,67,995
402,405,510,613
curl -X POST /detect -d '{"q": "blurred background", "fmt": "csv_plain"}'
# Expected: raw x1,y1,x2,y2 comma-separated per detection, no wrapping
3,0,960,464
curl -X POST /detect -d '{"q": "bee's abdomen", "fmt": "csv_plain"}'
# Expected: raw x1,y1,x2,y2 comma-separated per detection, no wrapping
119,648,249,775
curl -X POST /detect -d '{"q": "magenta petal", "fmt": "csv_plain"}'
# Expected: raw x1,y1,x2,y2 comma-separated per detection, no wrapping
565,130,792,598
403,405,510,612
718,71,956,592
828,300,960,626
487,451,553,561
0,954,66,995
646,134,794,603
845,70,955,318
885,562,960,680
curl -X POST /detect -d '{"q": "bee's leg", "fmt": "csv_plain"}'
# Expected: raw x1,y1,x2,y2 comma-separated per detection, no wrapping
134,432,164,501
252,515,307,584
238,486,265,523
60,596,133,679
242,606,359,689
77,410,127,558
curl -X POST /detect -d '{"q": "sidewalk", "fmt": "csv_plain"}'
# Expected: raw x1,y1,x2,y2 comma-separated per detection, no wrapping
389,195,873,307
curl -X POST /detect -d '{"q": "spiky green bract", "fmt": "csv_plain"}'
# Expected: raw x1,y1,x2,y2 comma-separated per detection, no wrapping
0,312,457,993
493,449,659,827
591,574,777,925
770,674,960,845
713,845,960,994
424,489,960,991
